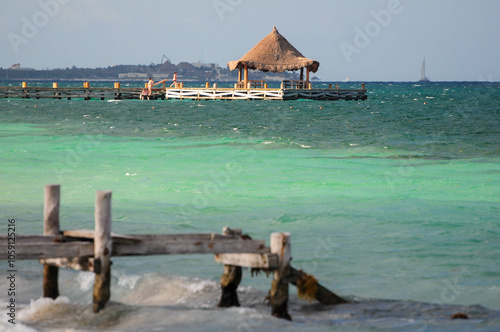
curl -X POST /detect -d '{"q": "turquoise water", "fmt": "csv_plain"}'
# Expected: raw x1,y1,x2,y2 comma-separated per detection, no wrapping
1,81,499,331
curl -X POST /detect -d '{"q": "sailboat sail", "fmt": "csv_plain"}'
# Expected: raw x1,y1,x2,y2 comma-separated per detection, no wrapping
420,59,429,82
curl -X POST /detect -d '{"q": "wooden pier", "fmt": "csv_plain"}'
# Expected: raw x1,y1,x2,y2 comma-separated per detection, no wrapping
0,82,367,101
1,185,347,320
165,83,367,101
0,82,165,100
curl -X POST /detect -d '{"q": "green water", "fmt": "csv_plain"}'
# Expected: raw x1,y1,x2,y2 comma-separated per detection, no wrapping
1,82,499,330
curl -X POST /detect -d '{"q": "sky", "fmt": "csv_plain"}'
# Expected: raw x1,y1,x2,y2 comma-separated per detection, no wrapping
1,0,500,81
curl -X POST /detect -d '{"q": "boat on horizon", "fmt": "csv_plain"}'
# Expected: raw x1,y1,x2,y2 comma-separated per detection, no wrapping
419,58,430,82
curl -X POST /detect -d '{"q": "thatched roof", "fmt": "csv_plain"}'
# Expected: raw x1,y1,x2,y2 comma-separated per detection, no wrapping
227,26,319,73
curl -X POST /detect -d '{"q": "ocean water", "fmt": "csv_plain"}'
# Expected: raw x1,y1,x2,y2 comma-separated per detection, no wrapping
0,81,499,331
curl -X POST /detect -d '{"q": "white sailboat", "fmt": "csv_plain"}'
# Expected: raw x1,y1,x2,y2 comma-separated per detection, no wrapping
419,58,430,82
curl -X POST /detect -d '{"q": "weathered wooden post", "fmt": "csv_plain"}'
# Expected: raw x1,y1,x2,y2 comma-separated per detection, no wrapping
93,190,112,313
217,227,242,307
243,64,248,88
269,232,291,320
43,184,60,299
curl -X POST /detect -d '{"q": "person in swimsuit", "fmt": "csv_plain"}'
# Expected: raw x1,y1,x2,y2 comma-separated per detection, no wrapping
170,72,177,87
147,77,154,97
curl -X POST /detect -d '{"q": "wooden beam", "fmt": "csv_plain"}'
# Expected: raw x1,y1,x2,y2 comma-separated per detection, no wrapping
285,266,348,305
152,79,167,86
269,232,292,320
40,257,95,272
112,238,268,256
217,227,242,307
0,240,94,259
214,253,278,269
218,263,242,307
0,235,269,260
43,184,60,299
244,64,248,88
63,229,141,244
93,190,112,313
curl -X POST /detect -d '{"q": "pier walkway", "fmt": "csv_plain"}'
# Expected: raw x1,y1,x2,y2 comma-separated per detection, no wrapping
0,82,367,101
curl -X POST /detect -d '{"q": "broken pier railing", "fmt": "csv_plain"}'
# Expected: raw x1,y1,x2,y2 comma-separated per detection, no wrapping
0,184,347,320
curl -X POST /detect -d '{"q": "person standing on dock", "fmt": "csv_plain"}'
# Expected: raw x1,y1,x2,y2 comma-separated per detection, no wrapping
170,72,177,87
147,77,154,98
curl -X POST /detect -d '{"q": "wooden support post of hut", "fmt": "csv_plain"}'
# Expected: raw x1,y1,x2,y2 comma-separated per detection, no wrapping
244,64,248,88
93,190,112,313
43,184,60,299
217,227,243,307
269,232,292,320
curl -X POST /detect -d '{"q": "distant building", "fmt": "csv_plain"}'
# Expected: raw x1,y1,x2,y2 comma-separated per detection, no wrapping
118,73,148,79
157,60,178,74
9,63,21,70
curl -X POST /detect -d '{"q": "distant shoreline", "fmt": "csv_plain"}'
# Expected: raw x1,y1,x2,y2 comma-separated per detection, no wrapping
0,79,497,83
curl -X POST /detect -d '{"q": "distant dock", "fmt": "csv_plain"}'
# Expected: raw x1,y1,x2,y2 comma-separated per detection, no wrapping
0,82,367,101
0,82,164,100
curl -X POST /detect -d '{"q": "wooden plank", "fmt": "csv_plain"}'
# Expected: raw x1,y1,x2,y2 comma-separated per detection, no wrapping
217,226,242,308
0,234,267,259
1,241,95,259
63,231,234,243
63,229,141,244
214,253,278,269
0,235,62,243
43,184,60,299
40,257,95,272
112,238,268,256
111,233,232,242
269,232,292,320
286,266,348,305
92,191,112,312
93,190,113,313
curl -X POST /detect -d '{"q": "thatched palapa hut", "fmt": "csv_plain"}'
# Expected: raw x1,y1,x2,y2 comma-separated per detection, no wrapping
228,26,319,88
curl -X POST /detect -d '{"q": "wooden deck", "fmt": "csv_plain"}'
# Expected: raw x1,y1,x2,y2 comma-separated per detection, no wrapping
0,86,165,100
165,86,367,101
0,82,367,101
